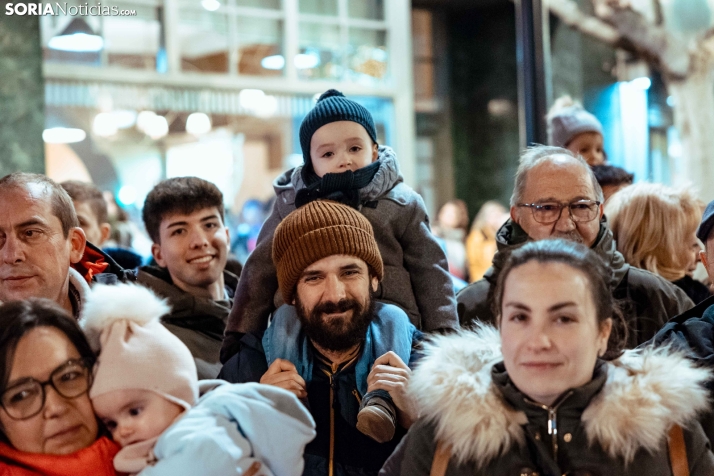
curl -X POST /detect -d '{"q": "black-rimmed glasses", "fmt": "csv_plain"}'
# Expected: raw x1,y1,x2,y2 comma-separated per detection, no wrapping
517,200,601,225
0,359,91,420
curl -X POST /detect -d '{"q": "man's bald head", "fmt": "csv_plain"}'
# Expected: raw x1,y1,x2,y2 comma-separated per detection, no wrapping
510,146,604,207
509,146,604,247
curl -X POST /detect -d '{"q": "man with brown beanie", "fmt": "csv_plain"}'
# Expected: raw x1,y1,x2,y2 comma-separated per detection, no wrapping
219,200,421,476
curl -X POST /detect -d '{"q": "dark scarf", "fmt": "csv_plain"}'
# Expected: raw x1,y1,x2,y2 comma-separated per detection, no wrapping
295,160,381,209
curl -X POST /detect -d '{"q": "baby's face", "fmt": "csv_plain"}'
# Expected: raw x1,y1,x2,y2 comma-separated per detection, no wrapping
310,121,378,177
92,389,184,447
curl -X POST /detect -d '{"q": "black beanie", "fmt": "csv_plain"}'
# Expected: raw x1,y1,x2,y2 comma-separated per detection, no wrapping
299,89,378,166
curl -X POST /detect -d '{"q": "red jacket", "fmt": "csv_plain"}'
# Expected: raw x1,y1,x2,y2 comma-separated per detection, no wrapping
0,436,120,476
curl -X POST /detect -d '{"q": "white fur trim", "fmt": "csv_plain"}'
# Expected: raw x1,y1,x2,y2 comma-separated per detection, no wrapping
79,283,171,352
582,346,712,463
408,325,527,468
409,325,713,467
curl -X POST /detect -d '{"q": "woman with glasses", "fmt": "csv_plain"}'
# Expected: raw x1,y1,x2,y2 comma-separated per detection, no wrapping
0,299,119,475
606,183,711,304
383,239,714,476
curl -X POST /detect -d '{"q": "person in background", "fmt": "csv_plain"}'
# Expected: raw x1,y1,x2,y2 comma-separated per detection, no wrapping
382,239,714,476
230,198,270,265
0,173,128,318
456,147,693,345
137,177,237,379
646,198,714,446
465,200,508,283
591,164,634,202
432,200,469,281
547,95,606,166
222,89,458,364
61,181,143,270
606,183,710,304
60,181,111,248
0,299,119,475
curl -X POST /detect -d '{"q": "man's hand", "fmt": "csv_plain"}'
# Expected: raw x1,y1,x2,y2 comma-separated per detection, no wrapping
366,351,417,428
259,359,307,399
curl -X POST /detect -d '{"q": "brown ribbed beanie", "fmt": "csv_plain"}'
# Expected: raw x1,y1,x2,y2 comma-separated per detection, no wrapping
273,200,384,304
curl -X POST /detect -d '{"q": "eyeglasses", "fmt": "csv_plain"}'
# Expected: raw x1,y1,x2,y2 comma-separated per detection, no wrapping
517,200,601,225
0,359,91,420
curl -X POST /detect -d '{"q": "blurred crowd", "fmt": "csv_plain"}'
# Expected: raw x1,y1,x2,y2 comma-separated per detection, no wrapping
2,90,714,476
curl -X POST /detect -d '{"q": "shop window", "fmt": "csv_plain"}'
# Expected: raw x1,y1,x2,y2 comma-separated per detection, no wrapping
348,0,383,20
297,22,341,80
179,10,230,73
237,17,283,76
346,28,387,83
299,0,338,16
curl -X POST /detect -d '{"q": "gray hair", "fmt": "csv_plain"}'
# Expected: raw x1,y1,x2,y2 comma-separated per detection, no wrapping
0,173,79,238
510,145,604,207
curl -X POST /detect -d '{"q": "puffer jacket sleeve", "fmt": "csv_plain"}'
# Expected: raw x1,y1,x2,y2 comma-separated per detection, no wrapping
400,194,459,332
138,420,271,476
204,383,316,476
223,205,283,357
141,382,316,476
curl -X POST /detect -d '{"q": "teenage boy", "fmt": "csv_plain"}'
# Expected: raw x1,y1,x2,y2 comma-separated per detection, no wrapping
139,177,237,379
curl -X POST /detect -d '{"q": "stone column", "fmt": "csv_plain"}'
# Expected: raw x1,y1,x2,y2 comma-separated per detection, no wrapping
0,11,44,175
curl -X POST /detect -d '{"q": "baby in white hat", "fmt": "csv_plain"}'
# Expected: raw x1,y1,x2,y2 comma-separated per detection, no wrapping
81,283,315,476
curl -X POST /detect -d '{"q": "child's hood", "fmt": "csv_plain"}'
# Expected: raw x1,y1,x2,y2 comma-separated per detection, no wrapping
273,145,403,205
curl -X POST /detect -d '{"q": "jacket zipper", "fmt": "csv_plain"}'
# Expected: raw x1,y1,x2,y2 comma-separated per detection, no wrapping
524,390,574,462
352,389,362,405
329,373,335,476
316,349,360,476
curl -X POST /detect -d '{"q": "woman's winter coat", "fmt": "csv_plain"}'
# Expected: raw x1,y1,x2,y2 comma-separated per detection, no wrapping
381,326,714,476
0,436,119,476
224,147,458,354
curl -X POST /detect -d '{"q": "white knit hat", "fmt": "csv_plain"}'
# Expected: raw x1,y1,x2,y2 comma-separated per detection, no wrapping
80,283,198,410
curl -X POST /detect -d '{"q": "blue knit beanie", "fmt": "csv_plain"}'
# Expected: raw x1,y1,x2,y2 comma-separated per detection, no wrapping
299,89,378,166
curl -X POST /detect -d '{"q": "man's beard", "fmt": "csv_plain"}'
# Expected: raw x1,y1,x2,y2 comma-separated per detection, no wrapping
295,291,377,352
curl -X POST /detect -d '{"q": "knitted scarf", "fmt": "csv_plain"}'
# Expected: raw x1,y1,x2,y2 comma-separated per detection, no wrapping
295,160,382,209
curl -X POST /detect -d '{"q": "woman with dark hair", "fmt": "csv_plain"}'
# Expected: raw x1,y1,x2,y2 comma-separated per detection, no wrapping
0,299,119,475
383,239,714,475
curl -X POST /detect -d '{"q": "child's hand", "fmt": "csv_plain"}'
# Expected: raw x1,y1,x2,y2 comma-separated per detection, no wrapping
260,358,308,399
367,351,417,428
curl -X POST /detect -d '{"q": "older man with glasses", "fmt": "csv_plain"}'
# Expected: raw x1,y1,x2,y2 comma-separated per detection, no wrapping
457,146,693,346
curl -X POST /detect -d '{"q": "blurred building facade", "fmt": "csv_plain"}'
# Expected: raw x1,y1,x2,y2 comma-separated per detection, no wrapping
38,0,416,216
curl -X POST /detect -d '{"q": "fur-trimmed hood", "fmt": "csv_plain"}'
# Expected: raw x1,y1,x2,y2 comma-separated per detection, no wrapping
409,326,712,468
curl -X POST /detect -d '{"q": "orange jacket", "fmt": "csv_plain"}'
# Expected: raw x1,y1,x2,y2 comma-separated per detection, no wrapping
0,436,120,476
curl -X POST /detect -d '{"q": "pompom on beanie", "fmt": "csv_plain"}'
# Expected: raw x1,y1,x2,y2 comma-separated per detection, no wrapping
272,200,384,304
80,283,198,411
299,89,378,166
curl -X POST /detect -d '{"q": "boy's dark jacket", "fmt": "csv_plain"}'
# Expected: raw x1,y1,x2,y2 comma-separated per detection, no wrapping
222,146,458,362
